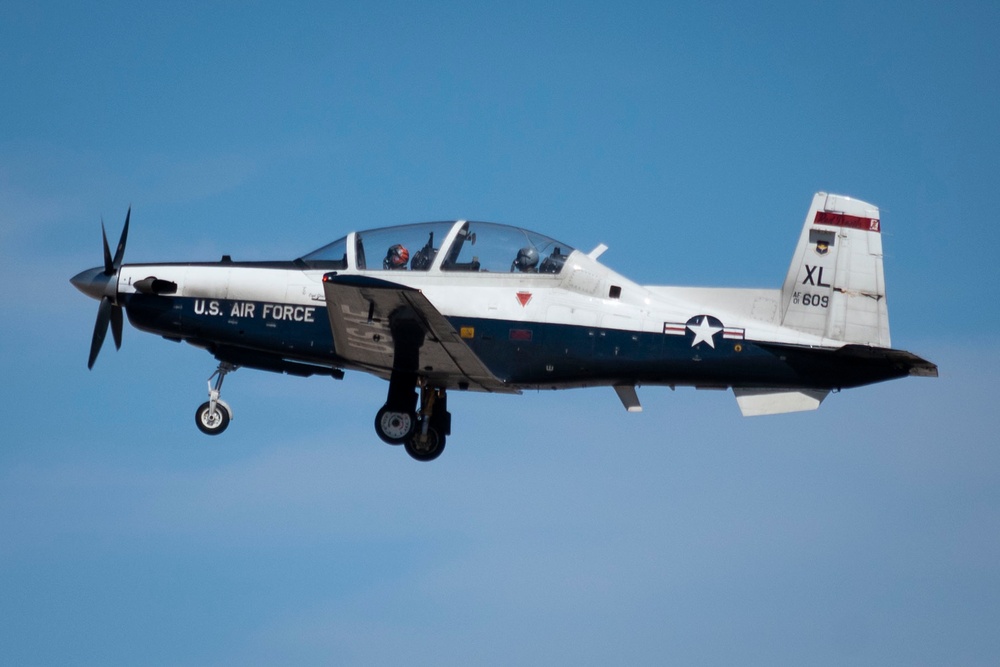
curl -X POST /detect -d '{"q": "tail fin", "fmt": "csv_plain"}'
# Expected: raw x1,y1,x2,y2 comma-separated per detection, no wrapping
780,193,890,347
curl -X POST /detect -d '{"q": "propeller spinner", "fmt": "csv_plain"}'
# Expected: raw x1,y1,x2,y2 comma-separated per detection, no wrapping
70,207,130,368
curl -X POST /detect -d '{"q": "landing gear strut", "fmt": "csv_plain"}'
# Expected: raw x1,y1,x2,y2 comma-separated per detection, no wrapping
195,362,236,435
403,383,450,462
373,361,419,444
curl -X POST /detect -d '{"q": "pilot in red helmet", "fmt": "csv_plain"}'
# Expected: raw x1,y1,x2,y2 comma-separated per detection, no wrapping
384,243,409,270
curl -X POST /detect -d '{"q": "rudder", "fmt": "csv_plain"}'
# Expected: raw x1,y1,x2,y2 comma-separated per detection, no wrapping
780,193,890,347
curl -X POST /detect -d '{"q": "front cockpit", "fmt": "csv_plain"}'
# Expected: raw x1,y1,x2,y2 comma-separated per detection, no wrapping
298,220,575,275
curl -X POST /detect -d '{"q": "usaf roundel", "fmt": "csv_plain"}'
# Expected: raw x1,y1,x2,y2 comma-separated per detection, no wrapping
662,315,744,349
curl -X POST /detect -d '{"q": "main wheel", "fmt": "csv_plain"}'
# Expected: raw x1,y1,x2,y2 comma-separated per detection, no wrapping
195,401,230,435
404,426,445,462
374,405,416,445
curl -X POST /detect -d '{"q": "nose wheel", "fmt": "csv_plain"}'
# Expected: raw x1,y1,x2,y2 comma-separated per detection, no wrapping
196,400,230,434
195,362,235,435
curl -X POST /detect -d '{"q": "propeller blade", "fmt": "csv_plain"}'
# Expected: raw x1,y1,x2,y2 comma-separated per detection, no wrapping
110,304,123,350
112,206,130,270
101,220,114,275
86,208,130,367
88,296,112,369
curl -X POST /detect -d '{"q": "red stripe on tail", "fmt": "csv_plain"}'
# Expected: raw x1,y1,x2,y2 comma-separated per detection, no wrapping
814,211,880,233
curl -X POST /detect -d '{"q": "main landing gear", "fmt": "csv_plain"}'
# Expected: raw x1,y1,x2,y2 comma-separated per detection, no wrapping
373,380,451,462
195,362,236,435
370,313,451,461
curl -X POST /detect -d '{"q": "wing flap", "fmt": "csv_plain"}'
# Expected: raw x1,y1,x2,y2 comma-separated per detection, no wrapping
321,274,516,393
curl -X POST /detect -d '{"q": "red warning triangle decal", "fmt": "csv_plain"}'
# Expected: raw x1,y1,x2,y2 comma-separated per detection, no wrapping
516,291,532,307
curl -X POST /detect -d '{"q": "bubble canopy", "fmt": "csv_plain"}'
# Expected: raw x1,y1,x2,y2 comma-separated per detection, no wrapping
298,221,575,274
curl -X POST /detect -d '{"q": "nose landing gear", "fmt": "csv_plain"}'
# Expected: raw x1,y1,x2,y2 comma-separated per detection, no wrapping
195,362,236,435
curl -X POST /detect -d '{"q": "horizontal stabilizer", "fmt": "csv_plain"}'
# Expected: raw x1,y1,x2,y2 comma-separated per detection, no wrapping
835,344,939,377
733,387,829,416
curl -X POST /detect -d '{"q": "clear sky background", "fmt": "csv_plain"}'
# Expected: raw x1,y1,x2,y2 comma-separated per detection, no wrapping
2,1,998,664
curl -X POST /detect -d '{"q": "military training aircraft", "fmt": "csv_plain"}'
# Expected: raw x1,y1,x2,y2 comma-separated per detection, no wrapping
72,192,937,461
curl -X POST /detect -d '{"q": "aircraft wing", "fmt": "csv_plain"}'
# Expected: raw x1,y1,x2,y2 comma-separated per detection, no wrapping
321,274,518,393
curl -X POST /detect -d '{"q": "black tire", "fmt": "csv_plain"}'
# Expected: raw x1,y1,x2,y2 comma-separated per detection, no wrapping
195,401,229,435
404,426,445,462
374,405,416,445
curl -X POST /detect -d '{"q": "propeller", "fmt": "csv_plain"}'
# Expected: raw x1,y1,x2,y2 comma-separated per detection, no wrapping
71,207,130,369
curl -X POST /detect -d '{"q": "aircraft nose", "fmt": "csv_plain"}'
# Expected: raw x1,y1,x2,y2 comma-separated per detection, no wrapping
70,266,109,301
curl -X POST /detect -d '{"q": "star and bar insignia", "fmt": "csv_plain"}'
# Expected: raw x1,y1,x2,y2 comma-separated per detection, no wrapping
662,315,744,348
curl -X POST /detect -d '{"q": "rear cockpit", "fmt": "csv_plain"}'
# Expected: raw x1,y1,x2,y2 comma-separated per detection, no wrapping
299,220,575,275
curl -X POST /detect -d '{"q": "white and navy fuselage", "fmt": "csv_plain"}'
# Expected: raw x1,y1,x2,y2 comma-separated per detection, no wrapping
93,196,934,418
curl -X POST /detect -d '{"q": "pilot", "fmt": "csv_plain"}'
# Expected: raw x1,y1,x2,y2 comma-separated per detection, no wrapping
511,246,539,273
384,243,409,270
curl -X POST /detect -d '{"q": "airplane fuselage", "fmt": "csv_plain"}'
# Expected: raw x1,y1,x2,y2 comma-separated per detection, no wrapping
118,259,911,394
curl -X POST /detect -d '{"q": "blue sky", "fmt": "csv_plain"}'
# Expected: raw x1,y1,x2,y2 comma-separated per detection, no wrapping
2,1,998,664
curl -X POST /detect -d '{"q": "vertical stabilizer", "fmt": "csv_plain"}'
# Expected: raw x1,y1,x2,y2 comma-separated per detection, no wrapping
780,193,890,347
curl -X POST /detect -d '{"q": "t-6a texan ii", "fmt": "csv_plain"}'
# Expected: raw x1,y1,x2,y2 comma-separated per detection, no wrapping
71,192,937,461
